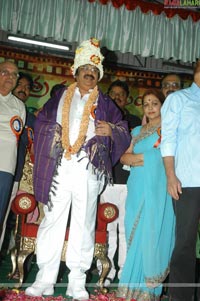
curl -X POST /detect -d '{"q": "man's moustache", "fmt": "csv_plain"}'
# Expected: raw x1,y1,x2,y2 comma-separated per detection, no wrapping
84,74,95,80
18,91,26,96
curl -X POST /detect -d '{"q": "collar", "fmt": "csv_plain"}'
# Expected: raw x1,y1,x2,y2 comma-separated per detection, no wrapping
0,92,12,100
190,82,200,96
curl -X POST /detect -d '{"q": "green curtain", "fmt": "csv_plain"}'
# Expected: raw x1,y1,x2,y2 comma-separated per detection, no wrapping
196,223,200,259
0,0,200,62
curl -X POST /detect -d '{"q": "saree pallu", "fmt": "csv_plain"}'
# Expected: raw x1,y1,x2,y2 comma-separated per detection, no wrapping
117,126,175,301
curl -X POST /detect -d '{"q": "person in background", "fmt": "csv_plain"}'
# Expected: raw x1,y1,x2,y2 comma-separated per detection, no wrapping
25,38,131,299
0,61,26,252
142,73,182,125
160,72,182,297
13,72,34,103
117,88,175,301
161,61,200,301
98,80,141,286
12,72,35,187
108,80,141,130
161,73,182,97
0,72,35,251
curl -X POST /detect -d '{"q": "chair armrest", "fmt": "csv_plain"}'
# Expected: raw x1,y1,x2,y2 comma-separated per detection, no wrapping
11,193,37,215
98,202,119,223
97,202,119,231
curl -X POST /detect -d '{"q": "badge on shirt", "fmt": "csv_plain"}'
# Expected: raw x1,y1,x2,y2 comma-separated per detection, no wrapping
10,116,23,142
26,127,34,147
90,104,97,120
154,127,161,148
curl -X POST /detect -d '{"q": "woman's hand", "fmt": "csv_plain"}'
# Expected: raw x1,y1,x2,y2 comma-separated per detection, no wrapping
121,153,143,166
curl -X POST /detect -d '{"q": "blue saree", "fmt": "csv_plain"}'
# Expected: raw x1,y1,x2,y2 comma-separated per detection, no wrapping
117,126,175,301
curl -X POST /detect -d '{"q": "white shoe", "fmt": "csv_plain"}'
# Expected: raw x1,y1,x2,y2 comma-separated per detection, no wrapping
66,272,89,300
25,281,54,297
66,286,89,300
66,285,73,297
73,289,89,300
66,289,89,300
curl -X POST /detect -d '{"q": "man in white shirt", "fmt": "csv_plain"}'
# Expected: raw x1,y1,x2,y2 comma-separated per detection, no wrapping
0,61,26,250
25,38,130,299
0,72,34,252
161,73,182,97
161,61,200,301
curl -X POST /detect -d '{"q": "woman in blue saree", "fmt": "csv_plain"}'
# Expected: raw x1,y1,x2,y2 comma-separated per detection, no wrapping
117,89,175,301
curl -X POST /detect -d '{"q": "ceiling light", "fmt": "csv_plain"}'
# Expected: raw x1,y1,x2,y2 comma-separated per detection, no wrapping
8,35,70,51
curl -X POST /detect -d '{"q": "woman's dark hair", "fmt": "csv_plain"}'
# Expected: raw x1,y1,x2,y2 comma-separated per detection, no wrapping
142,88,165,105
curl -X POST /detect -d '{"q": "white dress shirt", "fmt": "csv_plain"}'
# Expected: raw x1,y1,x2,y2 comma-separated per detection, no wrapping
0,92,26,174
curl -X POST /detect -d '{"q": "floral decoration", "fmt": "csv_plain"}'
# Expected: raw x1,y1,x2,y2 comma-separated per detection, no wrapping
90,55,101,65
87,0,200,22
90,38,100,48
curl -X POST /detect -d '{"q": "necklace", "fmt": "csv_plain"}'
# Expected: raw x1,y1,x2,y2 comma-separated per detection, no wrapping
61,82,98,160
132,123,161,147
143,122,161,135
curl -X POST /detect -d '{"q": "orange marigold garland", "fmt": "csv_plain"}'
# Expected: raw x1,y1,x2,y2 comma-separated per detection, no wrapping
62,82,98,160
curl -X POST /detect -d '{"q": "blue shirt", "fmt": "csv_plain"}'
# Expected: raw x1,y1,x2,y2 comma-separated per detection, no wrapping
160,82,200,187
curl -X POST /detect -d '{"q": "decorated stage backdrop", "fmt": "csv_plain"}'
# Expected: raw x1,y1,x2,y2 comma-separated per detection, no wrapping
0,46,193,119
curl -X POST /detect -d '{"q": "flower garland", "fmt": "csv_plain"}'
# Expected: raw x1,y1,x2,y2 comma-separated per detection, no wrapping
62,82,98,160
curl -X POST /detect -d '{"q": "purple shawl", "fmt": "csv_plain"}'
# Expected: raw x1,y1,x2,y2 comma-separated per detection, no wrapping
33,87,131,206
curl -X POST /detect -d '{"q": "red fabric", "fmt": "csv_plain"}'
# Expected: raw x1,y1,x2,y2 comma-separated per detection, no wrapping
88,0,200,22
21,223,38,237
20,221,108,243
95,231,107,243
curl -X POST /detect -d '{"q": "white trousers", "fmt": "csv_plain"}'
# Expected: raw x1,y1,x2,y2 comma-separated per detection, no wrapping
99,184,127,280
35,154,104,286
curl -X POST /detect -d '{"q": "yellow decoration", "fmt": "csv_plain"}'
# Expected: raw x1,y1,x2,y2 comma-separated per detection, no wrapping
62,82,98,160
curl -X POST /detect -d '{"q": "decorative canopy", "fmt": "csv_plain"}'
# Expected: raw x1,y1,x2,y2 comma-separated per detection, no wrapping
88,0,200,22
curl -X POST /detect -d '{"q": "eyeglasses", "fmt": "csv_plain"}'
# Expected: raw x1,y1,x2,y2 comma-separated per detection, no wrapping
0,69,19,79
79,65,99,74
162,82,181,89
109,91,126,98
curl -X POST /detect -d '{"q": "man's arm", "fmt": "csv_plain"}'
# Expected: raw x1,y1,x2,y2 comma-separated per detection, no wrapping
163,156,182,200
